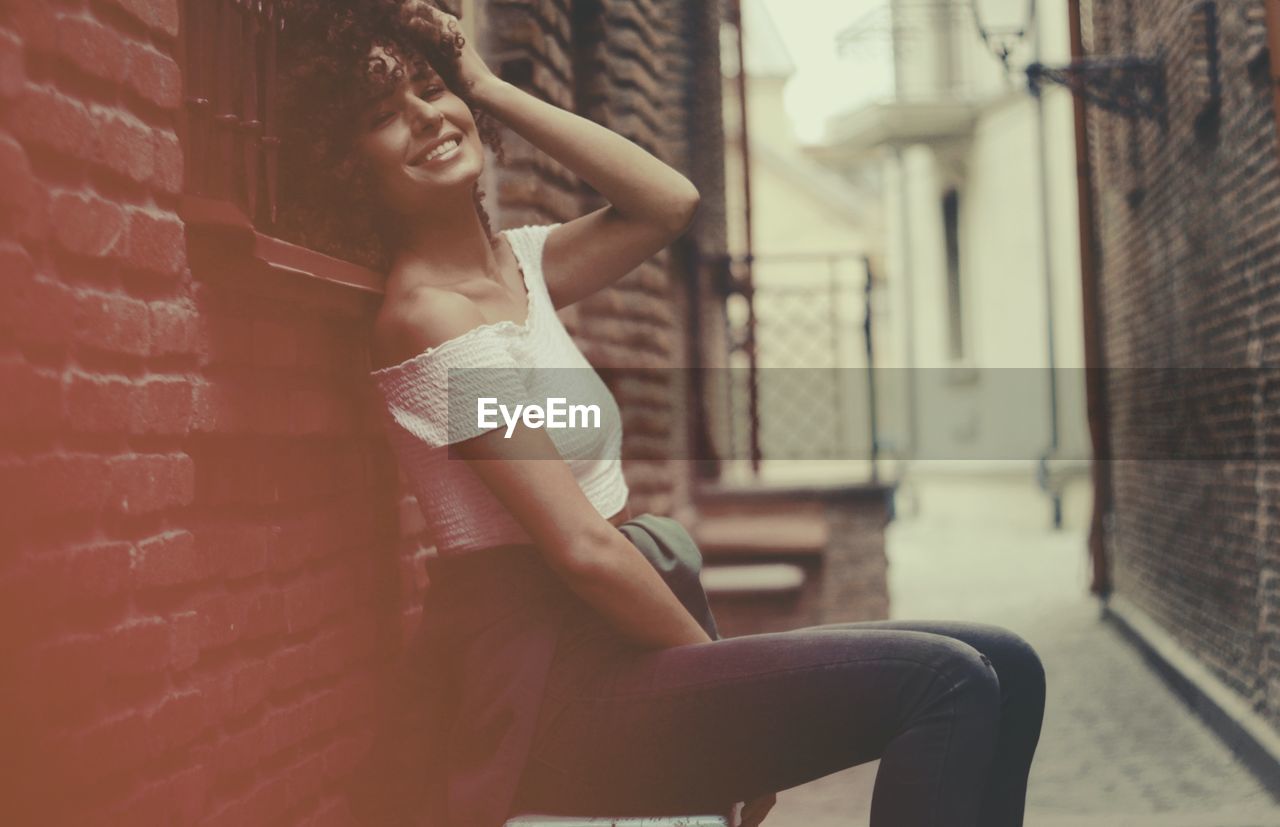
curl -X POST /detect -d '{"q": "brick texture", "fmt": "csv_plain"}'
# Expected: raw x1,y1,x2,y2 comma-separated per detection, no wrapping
1084,0,1280,734
0,1,727,825
483,0,731,516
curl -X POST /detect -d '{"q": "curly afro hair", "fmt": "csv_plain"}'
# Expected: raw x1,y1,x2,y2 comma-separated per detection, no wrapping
275,0,505,271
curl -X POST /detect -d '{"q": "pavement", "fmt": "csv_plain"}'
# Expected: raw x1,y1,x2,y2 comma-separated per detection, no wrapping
758,488,1280,827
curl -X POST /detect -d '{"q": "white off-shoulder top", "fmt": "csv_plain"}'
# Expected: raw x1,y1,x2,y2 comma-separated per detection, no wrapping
369,223,630,555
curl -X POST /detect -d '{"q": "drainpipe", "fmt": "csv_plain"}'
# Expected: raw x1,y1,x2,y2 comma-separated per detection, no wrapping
1029,2,1063,529
729,0,761,474
894,145,919,505
1268,1,1280,157
1068,0,1113,599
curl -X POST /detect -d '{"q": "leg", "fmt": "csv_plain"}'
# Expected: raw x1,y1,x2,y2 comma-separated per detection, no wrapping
509,625,1003,827
798,619,1047,827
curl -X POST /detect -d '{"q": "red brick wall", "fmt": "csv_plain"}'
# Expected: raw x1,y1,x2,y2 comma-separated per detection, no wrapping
1084,0,1280,731
0,0,727,823
0,1,407,823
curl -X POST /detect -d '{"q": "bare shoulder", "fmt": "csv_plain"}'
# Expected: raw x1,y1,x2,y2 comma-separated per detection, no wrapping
372,286,488,368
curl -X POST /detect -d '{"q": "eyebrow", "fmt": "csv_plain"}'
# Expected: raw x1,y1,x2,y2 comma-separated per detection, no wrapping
364,60,441,112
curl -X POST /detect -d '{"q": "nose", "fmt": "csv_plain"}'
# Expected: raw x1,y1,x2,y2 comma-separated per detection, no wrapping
406,94,444,135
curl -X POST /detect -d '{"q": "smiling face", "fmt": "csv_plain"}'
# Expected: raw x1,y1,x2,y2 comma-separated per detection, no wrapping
353,45,485,219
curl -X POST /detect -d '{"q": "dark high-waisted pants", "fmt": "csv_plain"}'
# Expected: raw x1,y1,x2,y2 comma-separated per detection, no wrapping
509,588,1047,827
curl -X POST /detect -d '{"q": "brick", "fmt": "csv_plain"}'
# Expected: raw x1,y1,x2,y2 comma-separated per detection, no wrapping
195,522,271,580
0,248,75,348
283,751,326,807
148,688,209,754
148,299,198,356
98,617,171,676
0,453,110,524
190,379,251,435
51,191,127,259
134,529,201,588
126,44,182,110
13,634,103,712
104,452,195,515
169,610,201,670
151,128,184,194
211,721,274,781
132,376,193,435
72,290,150,357
105,0,180,39
308,616,375,681
53,708,153,784
99,115,155,184
106,763,208,827
0,29,25,99
234,589,285,641
282,566,352,634
126,208,187,278
7,2,57,55
0,359,63,431
65,372,133,432
195,593,236,650
269,643,311,695
203,772,292,827
62,540,134,603
226,659,273,718
54,14,129,84
0,136,44,239
307,798,349,827
8,85,97,161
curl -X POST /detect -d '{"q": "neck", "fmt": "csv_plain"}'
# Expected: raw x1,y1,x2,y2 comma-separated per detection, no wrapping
387,189,499,295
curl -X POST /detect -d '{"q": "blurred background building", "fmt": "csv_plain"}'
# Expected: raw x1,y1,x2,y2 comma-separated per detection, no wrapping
809,0,1092,531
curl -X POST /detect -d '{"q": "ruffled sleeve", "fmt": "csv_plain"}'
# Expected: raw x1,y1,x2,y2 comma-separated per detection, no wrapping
370,325,531,447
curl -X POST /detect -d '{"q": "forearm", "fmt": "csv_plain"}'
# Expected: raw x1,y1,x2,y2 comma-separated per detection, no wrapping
473,77,698,229
560,532,714,649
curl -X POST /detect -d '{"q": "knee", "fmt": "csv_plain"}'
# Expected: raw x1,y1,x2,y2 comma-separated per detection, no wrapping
926,637,1002,713
987,624,1047,699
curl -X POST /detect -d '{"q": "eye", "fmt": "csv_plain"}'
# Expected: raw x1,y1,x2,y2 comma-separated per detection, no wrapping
370,110,396,129
418,83,446,100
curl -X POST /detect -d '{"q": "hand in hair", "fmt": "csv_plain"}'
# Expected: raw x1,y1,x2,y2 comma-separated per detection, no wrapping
400,1,498,97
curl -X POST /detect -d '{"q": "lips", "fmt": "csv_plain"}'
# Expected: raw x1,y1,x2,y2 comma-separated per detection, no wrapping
408,134,463,166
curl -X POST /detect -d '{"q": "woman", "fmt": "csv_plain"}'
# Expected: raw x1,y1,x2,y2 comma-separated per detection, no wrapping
279,3,1046,827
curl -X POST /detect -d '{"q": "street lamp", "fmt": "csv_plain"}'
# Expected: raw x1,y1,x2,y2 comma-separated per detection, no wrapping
968,0,1033,74
970,0,1173,127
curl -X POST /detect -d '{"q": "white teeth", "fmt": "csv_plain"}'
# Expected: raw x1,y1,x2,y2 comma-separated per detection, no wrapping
424,138,460,161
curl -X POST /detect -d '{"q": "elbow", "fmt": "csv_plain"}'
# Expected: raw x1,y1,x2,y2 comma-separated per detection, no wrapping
556,522,626,583
663,181,700,237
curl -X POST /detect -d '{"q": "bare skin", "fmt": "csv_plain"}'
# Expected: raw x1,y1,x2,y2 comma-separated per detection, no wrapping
363,8,775,824
363,13,708,650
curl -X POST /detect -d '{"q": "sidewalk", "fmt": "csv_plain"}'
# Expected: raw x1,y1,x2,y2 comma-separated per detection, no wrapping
759,504,1280,826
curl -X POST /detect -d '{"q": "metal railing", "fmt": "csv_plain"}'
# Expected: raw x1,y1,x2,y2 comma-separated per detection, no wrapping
719,252,886,483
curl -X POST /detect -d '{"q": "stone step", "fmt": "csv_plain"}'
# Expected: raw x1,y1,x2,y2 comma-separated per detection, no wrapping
692,513,828,560
702,562,806,597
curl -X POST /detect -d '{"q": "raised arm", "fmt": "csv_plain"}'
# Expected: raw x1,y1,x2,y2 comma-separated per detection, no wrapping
433,5,701,308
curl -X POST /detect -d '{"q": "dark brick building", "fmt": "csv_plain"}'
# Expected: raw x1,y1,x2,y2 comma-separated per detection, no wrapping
0,0,731,822
1081,0,1280,745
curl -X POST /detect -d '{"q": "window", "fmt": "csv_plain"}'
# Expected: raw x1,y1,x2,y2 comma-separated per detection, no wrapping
175,0,474,290
941,186,965,361
179,0,284,228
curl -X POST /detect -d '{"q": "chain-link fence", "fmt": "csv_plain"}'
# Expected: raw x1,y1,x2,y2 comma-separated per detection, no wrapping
721,252,889,481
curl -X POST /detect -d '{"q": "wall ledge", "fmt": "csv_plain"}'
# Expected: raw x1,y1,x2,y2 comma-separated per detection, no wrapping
180,195,385,297
1103,593,1280,801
